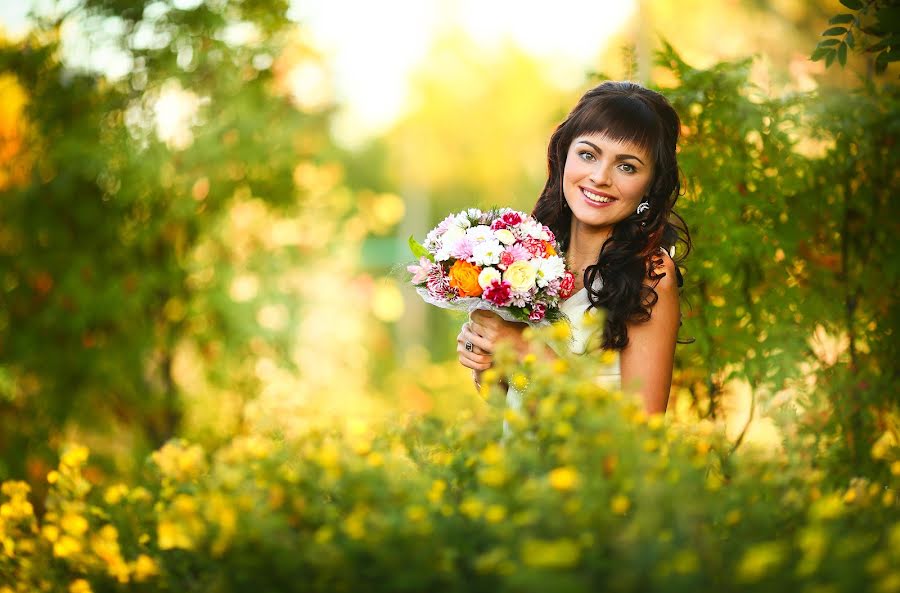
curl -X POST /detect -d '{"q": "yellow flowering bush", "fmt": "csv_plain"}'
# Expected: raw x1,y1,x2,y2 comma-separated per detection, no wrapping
2,321,898,592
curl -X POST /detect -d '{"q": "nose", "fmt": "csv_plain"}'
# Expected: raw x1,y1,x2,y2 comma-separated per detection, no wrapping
588,163,611,186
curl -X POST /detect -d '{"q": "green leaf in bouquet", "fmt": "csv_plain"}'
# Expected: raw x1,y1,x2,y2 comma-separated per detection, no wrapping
408,235,435,262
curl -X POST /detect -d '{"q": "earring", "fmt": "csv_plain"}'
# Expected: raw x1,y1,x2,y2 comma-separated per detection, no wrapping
636,201,650,214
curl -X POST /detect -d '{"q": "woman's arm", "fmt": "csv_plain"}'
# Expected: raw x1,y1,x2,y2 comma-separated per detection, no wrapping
620,254,681,415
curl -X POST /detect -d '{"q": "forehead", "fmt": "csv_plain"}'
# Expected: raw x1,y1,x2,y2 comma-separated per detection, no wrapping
570,132,652,160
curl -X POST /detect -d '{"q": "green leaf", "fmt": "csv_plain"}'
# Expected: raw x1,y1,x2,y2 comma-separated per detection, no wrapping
846,30,855,49
408,235,434,262
811,47,830,62
839,0,863,10
822,26,848,36
828,13,855,25
817,39,841,48
826,50,837,68
838,42,848,66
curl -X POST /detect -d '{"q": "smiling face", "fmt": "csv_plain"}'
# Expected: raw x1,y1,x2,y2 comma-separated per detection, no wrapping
562,132,654,235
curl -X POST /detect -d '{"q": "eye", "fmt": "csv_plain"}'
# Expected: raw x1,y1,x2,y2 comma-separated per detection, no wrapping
578,150,596,162
618,163,637,174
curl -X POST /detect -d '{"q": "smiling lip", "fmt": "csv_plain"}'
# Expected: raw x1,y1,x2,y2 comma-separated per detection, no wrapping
580,186,617,207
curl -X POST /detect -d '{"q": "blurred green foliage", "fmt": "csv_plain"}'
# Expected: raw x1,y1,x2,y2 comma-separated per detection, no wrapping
0,0,397,481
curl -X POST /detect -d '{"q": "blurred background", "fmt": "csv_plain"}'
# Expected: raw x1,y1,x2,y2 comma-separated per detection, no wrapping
0,0,896,488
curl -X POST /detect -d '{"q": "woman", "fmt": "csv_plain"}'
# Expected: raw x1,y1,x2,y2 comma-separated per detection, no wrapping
456,81,690,415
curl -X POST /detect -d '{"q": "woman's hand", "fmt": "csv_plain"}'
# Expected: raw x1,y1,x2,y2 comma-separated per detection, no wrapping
468,309,528,357
456,319,494,372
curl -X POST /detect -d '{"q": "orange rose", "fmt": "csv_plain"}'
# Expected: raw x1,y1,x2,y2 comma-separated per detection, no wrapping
448,260,483,297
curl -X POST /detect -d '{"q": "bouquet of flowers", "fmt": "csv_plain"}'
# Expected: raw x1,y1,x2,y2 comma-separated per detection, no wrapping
407,208,576,324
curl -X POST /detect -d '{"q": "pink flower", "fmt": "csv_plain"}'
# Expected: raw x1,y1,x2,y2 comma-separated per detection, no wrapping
450,238,474,260
559,271,576,299
483,279,512,306
504,244,531,262
529,303,547,322
499,251,515,269
501,211,522,226
544,228,555,243
407,257,433,285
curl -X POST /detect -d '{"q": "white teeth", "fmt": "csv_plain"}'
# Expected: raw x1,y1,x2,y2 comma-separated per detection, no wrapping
582,189,614,203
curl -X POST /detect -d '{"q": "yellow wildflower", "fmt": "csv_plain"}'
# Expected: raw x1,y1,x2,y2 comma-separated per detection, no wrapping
60,513,89,537
736,542,785,583
510,373,528,391
61,446,89,468
103,484,129,505
460,497,484,520
477,467,507,488
611,495,630,515
342,508,367,540
157,520,194,551
427,480,447,504
479,443,504,465
152,440,207,482
42,524,60,542
521,537,580,569
725,509,742,526
548,466,580,492
552,359,569,374
891,461,900,477
132,554,159,582
484,505,507,524
53,535,82,558
69,579,92,593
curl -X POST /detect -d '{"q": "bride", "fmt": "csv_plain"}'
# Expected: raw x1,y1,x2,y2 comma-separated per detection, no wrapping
456,81,690,415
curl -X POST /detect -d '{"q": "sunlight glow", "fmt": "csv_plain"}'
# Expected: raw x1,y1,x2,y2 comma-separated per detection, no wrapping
290,0,637,140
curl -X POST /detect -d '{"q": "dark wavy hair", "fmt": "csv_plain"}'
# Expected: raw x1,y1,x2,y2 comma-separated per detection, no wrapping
532,81,691,350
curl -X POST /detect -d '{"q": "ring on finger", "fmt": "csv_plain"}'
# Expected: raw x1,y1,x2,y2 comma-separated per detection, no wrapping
465,341,474,352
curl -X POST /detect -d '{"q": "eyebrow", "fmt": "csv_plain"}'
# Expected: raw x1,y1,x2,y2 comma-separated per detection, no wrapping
577,140,646,166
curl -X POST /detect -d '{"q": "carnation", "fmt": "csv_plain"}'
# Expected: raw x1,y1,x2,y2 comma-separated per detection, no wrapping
483,279,512,307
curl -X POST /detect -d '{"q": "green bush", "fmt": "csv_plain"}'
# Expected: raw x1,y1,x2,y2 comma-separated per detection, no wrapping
2,318,898,593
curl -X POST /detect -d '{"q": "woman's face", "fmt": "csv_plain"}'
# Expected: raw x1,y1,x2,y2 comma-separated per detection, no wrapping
562,132,654,232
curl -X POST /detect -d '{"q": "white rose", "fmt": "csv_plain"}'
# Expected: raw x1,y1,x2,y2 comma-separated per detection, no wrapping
494,228,515,245
478,267,501,289
504,260,537,293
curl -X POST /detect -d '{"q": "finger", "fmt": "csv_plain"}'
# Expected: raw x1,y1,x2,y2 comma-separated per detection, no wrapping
457,349,493,371
459,326,493,354
468,321,496,342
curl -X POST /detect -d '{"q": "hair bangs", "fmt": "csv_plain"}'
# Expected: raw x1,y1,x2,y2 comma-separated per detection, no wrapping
569,94,661,160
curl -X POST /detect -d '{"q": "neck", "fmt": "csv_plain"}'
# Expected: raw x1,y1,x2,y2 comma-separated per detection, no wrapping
567,219,612,273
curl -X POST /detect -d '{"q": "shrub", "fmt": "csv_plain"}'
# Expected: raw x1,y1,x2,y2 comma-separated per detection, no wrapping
2,319,898,592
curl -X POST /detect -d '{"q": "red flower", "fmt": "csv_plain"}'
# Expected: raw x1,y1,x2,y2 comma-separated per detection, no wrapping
559,271,576,299
490,219,507,230
483,279,512,306
499,251,515,269
529,303,547,322
501,211,522,226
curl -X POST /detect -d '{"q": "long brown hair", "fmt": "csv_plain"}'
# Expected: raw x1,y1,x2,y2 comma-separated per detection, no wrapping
532,81,691,349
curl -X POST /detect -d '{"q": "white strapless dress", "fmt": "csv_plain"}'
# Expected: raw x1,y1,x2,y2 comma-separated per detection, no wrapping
505,282,622,419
